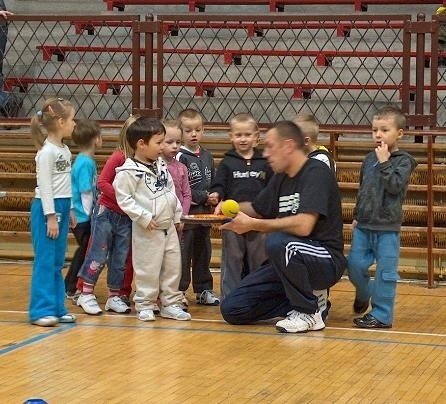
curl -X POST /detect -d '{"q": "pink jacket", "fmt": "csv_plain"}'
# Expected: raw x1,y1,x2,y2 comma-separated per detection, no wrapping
166,158,192,215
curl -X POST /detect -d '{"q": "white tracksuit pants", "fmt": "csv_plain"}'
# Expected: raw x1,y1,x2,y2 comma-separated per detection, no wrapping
132,223,183,312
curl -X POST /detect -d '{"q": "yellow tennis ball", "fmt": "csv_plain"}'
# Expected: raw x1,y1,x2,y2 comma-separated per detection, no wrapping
221,199,240,218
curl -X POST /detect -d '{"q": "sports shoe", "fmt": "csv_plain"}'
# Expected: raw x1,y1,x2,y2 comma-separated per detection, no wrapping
137,309,155,322
59,313,76,323
105,296,131,314
275,310,325,333
32,316,58,327
77,294,102,315
119,295,131,306
353,313,392,329
160,304,192,321
196,290,220,306
66,291,81,306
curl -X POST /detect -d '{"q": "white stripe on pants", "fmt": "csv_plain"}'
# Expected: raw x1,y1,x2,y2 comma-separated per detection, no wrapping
132,223,183,311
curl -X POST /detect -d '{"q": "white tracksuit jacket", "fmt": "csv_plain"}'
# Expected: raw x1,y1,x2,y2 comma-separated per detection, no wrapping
113,157,183,311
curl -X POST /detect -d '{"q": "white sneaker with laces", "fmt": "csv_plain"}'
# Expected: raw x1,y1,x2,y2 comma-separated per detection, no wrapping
137,309,155,321
196,290,220,306
105,296,131,314
275,310,325,333
160,304,192,321
77,294,102,315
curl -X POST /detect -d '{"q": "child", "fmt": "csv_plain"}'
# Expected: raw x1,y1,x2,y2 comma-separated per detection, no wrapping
293,113,335,171
210,113,272,299
64,120,102,300
76,116,135,315
29,97,77,326
294,112,335,320
348,106,417,329
162,120,192,217
113,117,190,322
176,109,219,306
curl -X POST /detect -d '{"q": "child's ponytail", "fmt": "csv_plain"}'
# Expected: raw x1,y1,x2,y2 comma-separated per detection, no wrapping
118,115,139,158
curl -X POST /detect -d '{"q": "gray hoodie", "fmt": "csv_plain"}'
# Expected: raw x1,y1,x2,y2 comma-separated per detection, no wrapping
113,157,182,230
354,150,417,232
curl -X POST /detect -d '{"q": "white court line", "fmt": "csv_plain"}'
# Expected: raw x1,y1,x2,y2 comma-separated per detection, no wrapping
2,309,446,338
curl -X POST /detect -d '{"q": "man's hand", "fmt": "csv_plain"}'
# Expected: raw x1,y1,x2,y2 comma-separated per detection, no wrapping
69,210,77,229
375,141,390,163
220,211,254,234
0,10,13,19
214,200,222,215
46,214,59,239
207,192,219,206
175,222,184,238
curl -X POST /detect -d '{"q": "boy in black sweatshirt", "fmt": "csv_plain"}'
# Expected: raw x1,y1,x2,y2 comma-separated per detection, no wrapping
176,109,220,306
348,106,417,329
210,113,272,299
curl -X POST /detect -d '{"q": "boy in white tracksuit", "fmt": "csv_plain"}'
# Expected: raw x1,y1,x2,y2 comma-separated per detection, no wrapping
113,117,191,322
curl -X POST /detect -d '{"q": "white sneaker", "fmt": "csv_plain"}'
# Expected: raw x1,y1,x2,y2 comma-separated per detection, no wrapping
160,304,191,321
32,316,58,327
275,310,325,333
59,313,76,323
137,309,155,321
77,294,102,315
105,296,131,314
196,290,220,306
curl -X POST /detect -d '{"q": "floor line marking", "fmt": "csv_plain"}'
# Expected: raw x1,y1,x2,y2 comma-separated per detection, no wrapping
0,324,75,356
2,309,446,338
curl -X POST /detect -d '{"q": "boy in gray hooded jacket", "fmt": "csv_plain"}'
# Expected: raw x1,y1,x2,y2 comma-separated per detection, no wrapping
348,106,417,329
113,117,191,322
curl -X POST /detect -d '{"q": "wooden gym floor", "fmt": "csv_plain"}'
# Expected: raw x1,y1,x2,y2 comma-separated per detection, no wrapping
1,263,446,403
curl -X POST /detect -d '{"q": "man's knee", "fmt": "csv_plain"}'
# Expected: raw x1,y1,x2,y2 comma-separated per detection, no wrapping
220,297,248,325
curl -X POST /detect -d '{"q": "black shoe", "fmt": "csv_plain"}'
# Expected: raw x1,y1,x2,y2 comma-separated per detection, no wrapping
353,313,392,329
353,298,369,314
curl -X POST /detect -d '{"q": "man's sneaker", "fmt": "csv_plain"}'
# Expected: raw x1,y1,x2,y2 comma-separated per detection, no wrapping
77,294,102,315
59,313,76,323
160,304,192,321
276,310,325,333
137,309,155,322
196,290,220,306
105,296,131,314
32,316,58,327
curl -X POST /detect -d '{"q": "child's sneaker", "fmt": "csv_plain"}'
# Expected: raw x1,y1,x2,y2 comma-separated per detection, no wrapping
119,295,131,306
196,290,220,306
275,310,325,333
105,296,131,314
160,304,192,321
59,313,76,323
31,316,58,327
77,294,102,315
137,309,155,322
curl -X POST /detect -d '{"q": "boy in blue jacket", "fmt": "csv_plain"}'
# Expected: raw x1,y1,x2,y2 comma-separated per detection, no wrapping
348,106,417,329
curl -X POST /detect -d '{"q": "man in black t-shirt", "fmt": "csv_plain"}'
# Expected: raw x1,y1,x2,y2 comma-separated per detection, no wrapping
220,121,346,333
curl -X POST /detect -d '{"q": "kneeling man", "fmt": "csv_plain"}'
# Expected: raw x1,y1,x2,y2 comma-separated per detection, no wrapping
220,121,346,333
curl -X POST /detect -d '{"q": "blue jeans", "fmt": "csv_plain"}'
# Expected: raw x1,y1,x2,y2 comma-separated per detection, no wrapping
347,228,400,324
78,205,131,290
29,198,70,322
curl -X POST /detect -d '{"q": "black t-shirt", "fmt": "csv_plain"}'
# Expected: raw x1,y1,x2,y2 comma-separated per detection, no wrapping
252,158,346,272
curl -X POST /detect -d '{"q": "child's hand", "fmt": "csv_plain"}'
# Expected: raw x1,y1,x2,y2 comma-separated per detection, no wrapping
46,214,59,239
69,210,77,229
352,219,358,230
147,219,158,231
207,192,219,206
214,201,223,215
375,141,390,163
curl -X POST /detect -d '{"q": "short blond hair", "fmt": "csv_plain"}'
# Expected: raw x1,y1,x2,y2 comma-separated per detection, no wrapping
163,118,180,129
229,113,259,132
177,109,203,129
293,113,319,142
